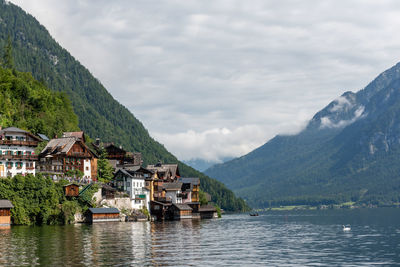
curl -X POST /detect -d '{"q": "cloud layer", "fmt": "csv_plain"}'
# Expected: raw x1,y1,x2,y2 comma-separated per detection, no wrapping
10,0,400,161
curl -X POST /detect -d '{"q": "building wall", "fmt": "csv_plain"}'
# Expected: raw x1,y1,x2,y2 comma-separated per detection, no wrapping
83,159,91,178
166,190,182,204
0,144,37,177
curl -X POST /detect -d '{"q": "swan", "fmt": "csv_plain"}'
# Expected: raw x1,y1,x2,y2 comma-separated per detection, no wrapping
342,225,351,231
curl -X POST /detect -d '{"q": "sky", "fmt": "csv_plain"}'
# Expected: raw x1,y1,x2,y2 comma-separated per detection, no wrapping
9,0,400,163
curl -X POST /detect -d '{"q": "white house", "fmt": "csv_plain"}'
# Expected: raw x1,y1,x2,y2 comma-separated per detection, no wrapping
0,127,41,177
113,168,152,210
162,182,183,204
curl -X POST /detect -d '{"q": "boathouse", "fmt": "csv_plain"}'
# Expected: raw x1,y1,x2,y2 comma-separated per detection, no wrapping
88,208,120,223
0,200,14,228
63,183,80,197
170,203,192,220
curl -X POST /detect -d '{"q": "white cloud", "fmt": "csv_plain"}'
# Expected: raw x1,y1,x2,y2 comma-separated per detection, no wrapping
320,106,365,129
9,0,400,161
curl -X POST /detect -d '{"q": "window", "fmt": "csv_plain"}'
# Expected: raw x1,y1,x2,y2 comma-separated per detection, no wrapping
127,182,130,187
86,167,89,171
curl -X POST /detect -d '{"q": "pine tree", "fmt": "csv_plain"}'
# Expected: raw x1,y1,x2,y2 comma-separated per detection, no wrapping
3,36,14,69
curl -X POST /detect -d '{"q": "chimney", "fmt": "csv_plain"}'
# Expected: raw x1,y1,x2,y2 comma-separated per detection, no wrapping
95,138,100,146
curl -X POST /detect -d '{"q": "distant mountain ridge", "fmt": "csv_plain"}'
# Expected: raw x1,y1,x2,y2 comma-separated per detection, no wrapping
0,1,248,211
206,62,400,208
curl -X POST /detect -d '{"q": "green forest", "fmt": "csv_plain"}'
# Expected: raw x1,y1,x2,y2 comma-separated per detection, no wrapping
0,1,249,211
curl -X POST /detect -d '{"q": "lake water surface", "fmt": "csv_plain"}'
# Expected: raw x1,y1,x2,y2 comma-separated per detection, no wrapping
0,208,400,266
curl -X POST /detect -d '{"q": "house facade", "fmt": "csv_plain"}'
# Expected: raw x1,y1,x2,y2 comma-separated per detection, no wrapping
0,127,41,177
113,168,152,210
39,136,97,180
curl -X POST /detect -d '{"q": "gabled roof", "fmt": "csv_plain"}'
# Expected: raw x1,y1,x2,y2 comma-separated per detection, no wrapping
146,163,180,179
0,127,42,141
162,182,182,191
88,208,120,214
62,131,86,142
41,137,76,155
41,137,97,158
114,169,145,179
0,199,14,208
178,177,200,186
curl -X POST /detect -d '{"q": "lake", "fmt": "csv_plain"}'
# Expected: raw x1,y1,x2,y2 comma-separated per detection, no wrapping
0,208,399,266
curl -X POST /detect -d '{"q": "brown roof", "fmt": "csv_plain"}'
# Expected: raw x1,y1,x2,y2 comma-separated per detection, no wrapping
162,182,182,191
199,205,217,212
62,131,85,142
0,199,14,208
41,137,96,158
146,163,180,179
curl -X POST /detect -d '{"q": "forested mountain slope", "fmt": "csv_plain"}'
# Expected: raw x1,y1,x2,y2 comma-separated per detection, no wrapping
206,62,400,208
0,1,248,211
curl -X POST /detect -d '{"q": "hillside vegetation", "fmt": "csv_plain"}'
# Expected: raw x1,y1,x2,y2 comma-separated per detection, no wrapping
0,1,248,211
0,65,79,136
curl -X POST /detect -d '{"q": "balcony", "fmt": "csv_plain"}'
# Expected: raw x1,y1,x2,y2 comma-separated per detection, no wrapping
0,154,38,161
0,140,38,147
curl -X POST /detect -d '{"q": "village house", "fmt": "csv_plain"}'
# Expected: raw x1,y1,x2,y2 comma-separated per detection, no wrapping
87,208,120,223
162,182,183,204
0,127,41,177
113,167,152,210
92,139,142,169
146,162,180,182
178,177,201,215
0,199,13,228
39,135,98,180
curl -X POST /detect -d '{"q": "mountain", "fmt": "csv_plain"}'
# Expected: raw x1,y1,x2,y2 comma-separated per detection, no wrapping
183,157,233,172
206,62,400,208
0,1,249,211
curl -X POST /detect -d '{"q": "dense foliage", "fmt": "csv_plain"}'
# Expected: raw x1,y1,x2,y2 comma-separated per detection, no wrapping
0,1,248,211
0,174,97,225
0,65,79,137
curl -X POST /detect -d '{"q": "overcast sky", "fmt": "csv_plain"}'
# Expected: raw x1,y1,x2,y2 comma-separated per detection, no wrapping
9,0,400,162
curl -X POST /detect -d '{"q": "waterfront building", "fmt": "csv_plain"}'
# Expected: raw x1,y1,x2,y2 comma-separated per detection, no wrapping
0,199,13,228
0,127,41,177
170,203,192,220
88,208,120,222
162,182,183,204
113,168,152,210
39,136,98,180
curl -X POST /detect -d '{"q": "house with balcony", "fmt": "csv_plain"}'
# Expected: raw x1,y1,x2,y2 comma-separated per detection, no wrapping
39,136,97,180
113,168,152,210
0,127,41,177
146,162,180,182
92,139,142,168
178,177,201,215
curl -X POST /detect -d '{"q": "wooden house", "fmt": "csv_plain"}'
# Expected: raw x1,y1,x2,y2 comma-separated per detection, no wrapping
88,208,120,222
63,183,80,197
39,136,98,180
0,200,14,228
199,205,218,219
93,139,142,166
170,203,192,220
146,162,181,182
150,200,172,221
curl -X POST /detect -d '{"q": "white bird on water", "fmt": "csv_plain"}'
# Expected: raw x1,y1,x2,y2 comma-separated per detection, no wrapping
342,225,351,231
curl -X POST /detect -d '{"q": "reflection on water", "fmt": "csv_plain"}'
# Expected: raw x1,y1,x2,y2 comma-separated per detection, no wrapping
0,208,400,266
